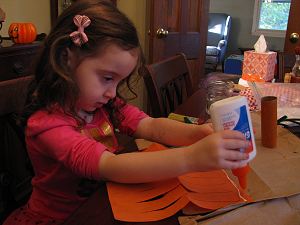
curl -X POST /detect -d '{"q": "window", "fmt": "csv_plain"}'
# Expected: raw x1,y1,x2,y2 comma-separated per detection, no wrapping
252,0,291,38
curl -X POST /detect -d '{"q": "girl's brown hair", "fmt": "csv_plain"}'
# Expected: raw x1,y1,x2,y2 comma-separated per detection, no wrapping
23,0,144,128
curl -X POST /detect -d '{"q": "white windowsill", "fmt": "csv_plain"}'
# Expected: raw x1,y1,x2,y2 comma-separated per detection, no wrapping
252,29,286,38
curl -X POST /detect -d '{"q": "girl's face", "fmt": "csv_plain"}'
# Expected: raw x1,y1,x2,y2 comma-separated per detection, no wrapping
69,44,139,112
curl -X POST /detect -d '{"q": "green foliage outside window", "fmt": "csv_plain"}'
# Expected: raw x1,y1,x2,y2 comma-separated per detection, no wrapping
259,2,290,30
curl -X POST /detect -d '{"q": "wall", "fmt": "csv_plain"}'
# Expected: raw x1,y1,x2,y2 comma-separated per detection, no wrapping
117,0,147,111
0,0,51,36
0,0,147,110
0,0,147,51
209,0,285,56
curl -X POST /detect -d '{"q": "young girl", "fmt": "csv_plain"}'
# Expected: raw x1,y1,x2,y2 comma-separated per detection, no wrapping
3,0,249,224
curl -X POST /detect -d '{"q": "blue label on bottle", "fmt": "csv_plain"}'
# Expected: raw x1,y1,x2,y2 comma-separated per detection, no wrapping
234,105,253,153
234,105,251,142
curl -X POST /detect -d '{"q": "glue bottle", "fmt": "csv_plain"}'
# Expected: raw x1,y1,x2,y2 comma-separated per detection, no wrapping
209,96,256,189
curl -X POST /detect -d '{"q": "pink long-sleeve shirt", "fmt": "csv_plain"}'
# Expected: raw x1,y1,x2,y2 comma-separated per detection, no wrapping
25,102,148,220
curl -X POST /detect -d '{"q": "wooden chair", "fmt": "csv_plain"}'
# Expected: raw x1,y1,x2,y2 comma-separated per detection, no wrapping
140,53,193,118
0,76,34,223
277,52,295,82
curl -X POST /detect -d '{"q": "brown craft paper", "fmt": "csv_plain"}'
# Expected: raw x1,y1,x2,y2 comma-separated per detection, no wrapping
106,143,251,222
179,194,300,225
261,96,277,148
178,112,300,224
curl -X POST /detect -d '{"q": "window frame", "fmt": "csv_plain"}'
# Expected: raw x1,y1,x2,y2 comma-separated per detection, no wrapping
251,0,290,38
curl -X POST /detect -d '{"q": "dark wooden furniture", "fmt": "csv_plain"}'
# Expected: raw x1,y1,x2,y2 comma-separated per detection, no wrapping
0,40,41,82
174,88,209,123
277,52,296,82
0,82,34,223
277,52,295,81
148,0,209,90
0,40,40,223
141,53,194,118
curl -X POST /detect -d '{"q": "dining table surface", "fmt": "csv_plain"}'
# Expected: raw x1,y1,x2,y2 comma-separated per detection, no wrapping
63,87,300,225
174,88,209,121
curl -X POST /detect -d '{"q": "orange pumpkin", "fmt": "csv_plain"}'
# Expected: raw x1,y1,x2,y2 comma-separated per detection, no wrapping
8,23,37,44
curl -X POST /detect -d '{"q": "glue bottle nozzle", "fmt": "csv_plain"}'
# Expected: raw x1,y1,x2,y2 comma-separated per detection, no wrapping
232,164,250,189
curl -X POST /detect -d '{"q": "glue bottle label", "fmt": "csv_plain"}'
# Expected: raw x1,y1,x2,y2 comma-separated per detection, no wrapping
219,105,253,154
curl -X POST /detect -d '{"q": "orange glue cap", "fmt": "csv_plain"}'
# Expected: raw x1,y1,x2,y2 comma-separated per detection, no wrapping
232,164,250,189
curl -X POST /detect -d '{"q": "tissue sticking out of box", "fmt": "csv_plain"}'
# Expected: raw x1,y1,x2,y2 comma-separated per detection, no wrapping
254,34,267,53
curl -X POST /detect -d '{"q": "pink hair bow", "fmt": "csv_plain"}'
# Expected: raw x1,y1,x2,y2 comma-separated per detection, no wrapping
70,15,91,47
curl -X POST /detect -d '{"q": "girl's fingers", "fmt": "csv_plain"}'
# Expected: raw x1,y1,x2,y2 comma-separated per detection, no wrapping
222,149,249,161
220,130,246,140
221,159,248,170
223,139,250,150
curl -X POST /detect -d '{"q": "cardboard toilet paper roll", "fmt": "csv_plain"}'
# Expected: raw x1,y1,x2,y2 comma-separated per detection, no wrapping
261,96,277,148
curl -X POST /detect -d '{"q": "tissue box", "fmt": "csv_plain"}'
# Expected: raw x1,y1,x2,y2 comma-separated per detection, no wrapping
242,50,277,81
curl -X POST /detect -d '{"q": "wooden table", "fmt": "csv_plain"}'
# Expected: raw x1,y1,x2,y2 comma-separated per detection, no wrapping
174,88,209,123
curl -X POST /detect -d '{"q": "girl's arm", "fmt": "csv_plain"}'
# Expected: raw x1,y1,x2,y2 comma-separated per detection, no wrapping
133,117,213,146
98,127,249,183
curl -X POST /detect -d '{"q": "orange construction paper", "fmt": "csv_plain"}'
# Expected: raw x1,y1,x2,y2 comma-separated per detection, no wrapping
179,171,250,210
107,181,190,222
106,143,252,222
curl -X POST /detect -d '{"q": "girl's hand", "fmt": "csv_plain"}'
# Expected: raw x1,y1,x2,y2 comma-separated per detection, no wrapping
197,123,214,138
186,130,249,171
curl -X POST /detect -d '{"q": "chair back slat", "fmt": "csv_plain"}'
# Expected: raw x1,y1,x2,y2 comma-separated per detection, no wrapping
277,52,295,82
141,53,193,117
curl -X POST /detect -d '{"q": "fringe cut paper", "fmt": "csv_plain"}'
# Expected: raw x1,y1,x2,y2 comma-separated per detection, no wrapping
106,143,251,222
